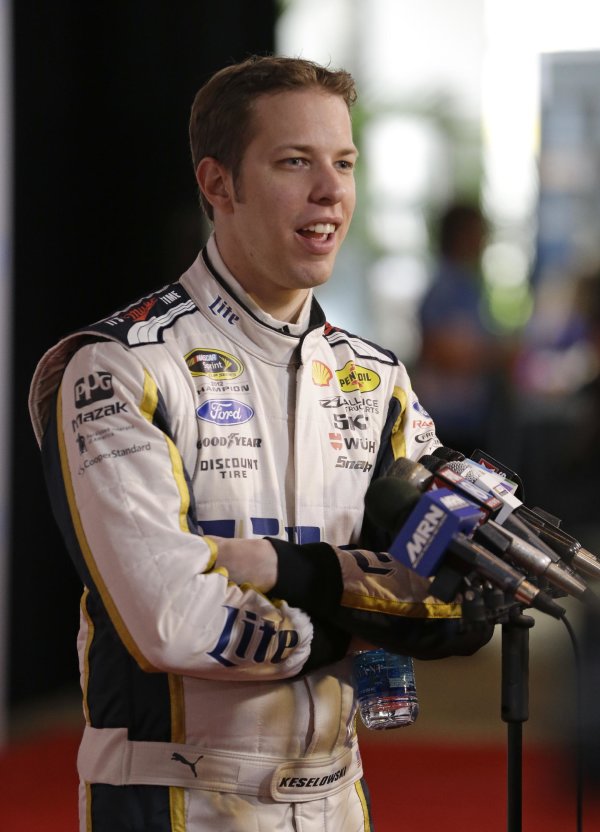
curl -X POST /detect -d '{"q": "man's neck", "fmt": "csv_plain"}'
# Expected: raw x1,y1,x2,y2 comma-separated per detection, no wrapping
211,233,311,325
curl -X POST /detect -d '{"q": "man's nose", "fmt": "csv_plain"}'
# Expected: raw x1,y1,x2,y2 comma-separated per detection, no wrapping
309,164,346,204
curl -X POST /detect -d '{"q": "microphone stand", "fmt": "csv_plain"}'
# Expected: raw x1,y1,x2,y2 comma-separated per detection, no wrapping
501,604,535,832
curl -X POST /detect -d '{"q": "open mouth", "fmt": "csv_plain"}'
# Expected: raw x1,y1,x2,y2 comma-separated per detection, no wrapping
297,222,336,241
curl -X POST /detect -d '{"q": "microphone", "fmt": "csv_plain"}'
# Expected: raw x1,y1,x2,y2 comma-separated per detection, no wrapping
389,456,594,603
441,458,600,582
430,445,465,462
508,504,600,581
389,455,504,519
364,477,565,619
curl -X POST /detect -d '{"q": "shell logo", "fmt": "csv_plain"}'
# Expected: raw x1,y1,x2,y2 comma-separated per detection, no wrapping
335,361,381,393
312,360,333,387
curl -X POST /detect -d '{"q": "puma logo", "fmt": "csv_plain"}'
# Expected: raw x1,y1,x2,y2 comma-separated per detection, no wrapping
171,752,204,778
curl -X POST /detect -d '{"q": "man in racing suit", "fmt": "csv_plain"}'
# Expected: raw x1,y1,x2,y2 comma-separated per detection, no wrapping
29,56,492,831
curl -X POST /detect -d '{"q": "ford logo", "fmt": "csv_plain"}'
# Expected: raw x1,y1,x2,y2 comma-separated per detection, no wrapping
196,399,254,426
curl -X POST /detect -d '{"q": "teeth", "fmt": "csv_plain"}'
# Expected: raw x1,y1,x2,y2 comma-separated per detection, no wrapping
303,223,335,234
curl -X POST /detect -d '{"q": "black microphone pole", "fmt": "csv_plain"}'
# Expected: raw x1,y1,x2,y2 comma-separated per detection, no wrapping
501,603,535,832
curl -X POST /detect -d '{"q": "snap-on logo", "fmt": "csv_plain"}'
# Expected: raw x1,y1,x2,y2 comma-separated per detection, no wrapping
196,399,254,426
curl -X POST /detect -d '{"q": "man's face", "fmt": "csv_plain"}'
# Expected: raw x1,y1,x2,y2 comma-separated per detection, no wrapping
213,89,357,317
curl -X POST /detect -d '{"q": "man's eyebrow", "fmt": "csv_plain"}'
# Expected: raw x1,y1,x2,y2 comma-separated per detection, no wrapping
274,143,359,157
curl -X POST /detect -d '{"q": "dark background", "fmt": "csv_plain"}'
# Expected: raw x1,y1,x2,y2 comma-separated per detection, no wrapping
11,1,277,707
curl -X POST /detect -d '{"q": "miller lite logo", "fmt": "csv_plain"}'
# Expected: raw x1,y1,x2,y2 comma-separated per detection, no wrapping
123,297,157,322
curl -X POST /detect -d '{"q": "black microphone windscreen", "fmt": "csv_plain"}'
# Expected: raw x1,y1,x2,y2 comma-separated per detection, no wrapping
364,477,420,534
432,446,466,462
386,456,434,490
416,455,445,473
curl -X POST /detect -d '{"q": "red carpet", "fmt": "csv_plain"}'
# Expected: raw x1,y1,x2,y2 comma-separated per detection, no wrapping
1,730,599,831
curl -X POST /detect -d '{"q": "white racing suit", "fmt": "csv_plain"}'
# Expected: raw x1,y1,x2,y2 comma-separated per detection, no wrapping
29,235,491,831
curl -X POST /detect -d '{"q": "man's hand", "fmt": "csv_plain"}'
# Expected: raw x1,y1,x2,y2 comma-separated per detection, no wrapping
208,537,278,593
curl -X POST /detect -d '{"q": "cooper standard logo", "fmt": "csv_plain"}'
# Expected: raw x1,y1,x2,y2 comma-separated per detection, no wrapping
74,372,114,409
185,348,244,381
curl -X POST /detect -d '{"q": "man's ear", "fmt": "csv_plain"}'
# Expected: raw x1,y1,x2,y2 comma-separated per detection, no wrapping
196,157,235,215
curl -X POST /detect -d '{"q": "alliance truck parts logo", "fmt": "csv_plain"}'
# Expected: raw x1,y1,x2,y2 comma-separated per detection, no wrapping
185,348,244,381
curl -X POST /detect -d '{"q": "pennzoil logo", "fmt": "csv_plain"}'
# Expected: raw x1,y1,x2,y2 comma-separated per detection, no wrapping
312,360,333,387
335,361,380,393
185,348,244,381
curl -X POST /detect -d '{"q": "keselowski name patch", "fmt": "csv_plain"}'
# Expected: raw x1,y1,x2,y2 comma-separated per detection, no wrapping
270,748,356,801
278,767,346,789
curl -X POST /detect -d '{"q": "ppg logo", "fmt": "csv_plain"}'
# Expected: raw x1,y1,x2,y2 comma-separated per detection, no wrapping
74,372,114,409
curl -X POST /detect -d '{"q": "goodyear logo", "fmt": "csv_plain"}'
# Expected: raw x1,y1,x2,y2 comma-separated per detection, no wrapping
335,361,380,393
312,360,333,387
185,348,244,381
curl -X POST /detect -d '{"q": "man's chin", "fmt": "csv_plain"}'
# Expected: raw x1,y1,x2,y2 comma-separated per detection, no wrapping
299,261,336,289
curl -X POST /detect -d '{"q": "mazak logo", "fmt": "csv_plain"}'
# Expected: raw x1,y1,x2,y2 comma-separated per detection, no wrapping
71,401,128,432
196,399,254,426
312,360,332,387
406,504,446,567
74,372,114,409
185,348,244,381
336,361,380,393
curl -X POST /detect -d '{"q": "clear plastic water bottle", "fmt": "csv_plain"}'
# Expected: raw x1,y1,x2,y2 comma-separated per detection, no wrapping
353,649,419,730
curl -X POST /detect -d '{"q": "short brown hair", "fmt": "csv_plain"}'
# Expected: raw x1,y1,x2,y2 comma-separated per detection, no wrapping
189,54,357,219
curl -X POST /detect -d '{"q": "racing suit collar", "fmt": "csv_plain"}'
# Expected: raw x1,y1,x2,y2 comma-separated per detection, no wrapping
178,236,327,366
202,233,326,337
207,234,314,336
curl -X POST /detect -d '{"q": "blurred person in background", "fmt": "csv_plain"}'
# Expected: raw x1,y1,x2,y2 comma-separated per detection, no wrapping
537,267,600,534
415,201,512,458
